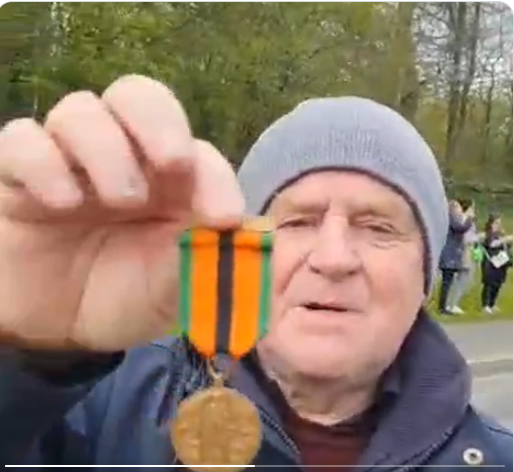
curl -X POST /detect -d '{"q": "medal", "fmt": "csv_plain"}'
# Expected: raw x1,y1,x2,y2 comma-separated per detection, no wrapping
171,217,274,472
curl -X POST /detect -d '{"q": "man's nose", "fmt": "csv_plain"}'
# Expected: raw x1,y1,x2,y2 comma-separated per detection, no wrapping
306,217,361,281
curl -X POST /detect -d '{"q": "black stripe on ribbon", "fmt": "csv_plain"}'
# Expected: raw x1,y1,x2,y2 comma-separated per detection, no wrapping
215,231,234,354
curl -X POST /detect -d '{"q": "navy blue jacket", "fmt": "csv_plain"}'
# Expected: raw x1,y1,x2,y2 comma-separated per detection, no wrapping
439,212,474,271
1,312,511,471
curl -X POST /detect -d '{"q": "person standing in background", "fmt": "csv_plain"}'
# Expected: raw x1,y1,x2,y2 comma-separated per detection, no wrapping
481,214,513,314
438,199,475,314
446,199,482,314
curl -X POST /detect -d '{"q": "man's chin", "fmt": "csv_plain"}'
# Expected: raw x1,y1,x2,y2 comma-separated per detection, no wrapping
258,332,355,379
278,345,350,380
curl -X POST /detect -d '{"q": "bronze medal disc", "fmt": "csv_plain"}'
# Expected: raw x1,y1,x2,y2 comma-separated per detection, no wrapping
171,386,262,472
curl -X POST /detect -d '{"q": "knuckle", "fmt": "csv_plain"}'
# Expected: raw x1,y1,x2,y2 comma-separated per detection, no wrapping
0,117,38,139
102,74,177,106
0,119,61,171
102,75,180,111
0,119,43,170
45,90,100,130
195,139,232,168
0,119,46,178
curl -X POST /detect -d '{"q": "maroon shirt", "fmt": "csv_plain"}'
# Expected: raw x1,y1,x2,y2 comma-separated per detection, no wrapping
274,386,382,472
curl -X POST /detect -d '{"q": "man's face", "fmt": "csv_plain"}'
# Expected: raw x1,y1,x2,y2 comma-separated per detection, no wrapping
259,171,425,385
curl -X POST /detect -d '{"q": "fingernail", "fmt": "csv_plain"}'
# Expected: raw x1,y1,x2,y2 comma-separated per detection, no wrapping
121,174,148,200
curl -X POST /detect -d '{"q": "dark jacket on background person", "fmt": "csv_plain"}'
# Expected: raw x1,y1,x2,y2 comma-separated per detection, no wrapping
1,312,511,470
482,230,513,285
439,212,474,271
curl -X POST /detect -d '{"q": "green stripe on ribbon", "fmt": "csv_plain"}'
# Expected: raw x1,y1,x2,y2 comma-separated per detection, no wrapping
258,232,273,338
178,230,193,334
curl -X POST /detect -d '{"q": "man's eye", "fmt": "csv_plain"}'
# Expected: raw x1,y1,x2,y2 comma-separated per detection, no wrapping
358,222,396,235
278,217,315,229
367,224,393,233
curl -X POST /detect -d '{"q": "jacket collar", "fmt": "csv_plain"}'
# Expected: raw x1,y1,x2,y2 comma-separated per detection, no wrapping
358,310,470,468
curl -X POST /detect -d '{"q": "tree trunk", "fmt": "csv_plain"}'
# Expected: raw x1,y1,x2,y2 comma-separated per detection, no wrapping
481,74,495,165
455,3,481,143
444,2,468,169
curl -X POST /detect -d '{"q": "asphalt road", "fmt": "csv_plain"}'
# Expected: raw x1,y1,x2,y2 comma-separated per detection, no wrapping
444,321,513,362
444,321,512,430
471,371,513,430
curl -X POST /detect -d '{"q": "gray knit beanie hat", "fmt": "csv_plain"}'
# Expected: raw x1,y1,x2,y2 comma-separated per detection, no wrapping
237,96,449,294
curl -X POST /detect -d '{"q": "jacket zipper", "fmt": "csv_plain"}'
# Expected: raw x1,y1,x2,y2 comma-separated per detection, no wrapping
258,406,301,458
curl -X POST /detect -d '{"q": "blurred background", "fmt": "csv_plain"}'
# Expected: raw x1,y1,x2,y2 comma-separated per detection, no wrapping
0,3,511,197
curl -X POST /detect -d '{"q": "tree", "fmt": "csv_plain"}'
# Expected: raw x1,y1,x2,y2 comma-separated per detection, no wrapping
1,2,511,197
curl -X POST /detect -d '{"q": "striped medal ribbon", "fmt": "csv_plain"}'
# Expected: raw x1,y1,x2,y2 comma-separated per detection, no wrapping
177,221,273,358
170,217,274,472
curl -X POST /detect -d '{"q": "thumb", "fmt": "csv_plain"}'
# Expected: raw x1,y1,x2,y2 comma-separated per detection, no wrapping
192,140,245,228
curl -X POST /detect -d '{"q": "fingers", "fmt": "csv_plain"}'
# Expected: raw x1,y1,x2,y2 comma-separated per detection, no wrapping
193,140,245,227
42,75,196,208
102,75,195,168
0,118,83,208
0,74,244,225
45,90,149,207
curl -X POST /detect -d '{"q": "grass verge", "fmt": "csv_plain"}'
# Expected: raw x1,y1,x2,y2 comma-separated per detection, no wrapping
430,271,513,324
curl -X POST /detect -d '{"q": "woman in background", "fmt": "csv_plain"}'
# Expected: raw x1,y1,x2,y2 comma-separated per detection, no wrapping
481,213,513,314
446,199,483,314
438,199,475,314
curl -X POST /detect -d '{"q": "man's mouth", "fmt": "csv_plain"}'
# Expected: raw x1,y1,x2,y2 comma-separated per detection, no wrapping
302,302,348,313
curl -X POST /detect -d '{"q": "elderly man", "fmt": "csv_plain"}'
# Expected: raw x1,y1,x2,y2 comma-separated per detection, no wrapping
0,76,511,470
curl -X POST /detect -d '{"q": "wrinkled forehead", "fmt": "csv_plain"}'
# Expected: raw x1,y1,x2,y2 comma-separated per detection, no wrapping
266,169,418,222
